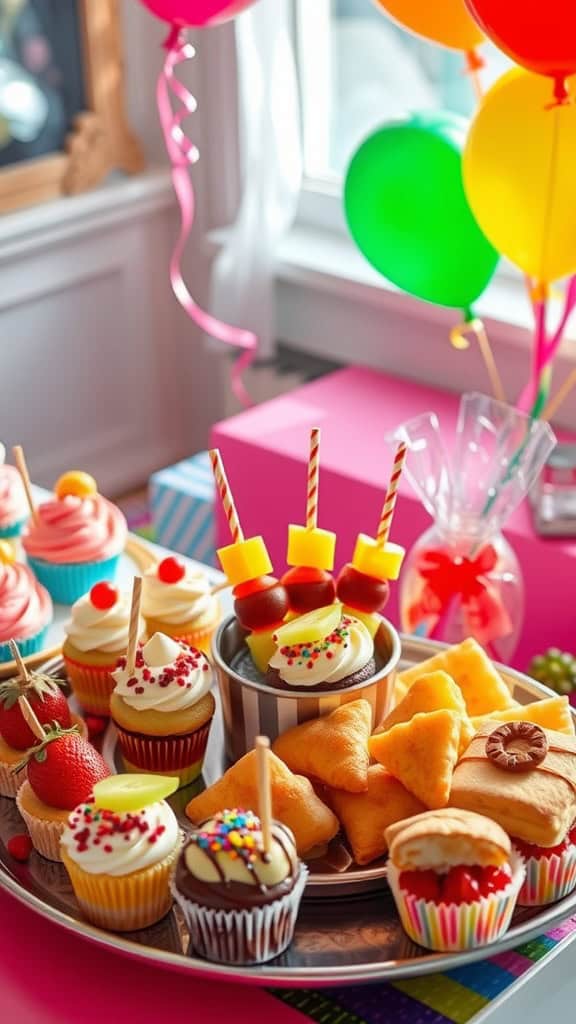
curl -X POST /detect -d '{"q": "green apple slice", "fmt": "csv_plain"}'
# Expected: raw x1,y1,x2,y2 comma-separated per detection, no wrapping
93,774,179,812
273,602,342,647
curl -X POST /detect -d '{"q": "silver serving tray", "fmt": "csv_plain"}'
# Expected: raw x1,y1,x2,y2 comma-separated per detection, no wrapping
1,636,576,987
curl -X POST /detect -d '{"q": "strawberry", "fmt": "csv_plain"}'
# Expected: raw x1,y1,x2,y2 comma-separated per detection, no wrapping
513,835,569,861
477,864,512,897
16,724,111,810
399,869,441,902
442,866,481,905
0,671,72,750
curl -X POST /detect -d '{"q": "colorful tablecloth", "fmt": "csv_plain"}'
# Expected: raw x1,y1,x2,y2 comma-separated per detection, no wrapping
275,917,576,1024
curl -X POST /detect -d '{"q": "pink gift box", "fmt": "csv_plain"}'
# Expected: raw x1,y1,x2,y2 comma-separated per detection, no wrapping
211,366,576,671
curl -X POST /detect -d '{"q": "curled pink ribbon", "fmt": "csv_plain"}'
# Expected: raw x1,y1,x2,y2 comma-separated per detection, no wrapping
157,26,257,408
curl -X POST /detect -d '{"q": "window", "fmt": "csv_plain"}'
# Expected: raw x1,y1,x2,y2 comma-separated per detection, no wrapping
296,0,509,202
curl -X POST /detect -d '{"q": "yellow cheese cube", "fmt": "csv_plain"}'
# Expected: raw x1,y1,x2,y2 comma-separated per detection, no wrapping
286,523,336,571
351,534,405,581
216,536,272,587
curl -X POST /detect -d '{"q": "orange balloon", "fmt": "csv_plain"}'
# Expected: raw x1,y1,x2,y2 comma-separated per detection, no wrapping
373,0,484,52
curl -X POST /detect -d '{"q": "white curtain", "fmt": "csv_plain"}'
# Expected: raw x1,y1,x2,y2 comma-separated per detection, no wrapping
208,0,302,360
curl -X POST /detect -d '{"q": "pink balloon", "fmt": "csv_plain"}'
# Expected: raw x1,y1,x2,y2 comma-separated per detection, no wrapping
138,0,258,28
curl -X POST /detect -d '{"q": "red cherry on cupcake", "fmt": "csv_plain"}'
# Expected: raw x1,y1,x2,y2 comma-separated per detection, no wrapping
158,556,186,584
90,581,119,610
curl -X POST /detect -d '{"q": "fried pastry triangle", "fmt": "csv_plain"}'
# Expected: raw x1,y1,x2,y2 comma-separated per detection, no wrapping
369,709,462,809
185,748,339,856
326,765,426,865
272,699,372,793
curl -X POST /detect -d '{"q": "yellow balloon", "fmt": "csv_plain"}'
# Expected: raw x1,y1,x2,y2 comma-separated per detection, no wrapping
373,0,484,52
464,69,576,284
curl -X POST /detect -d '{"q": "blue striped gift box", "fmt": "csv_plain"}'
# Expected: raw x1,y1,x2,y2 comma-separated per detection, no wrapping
149,452,216,567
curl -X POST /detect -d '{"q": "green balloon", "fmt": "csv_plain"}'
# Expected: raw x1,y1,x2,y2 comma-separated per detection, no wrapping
344,112,499,311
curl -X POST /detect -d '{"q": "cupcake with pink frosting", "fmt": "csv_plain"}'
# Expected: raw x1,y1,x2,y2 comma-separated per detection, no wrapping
0,542,53,662
23,471,127,604
0,443,28,543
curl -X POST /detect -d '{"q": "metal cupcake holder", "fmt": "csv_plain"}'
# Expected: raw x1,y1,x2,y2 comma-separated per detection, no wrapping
212,615,402,761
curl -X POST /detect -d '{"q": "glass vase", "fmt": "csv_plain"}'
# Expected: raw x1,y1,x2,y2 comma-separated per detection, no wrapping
389,393,556,661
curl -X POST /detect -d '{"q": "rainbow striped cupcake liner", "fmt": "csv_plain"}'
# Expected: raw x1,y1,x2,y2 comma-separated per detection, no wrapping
387,853,525,952
516,842,576,906
0,626,48,664
26,554,121,605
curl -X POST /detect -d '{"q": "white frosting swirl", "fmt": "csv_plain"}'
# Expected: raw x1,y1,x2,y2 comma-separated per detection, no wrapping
268,614,373,688
65,590,144,653
112,632,213,712
61,799,179,875
142,564,218,625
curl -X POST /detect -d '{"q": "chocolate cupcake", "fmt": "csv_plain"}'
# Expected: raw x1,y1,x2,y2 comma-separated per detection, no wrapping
172,808,307,965
267,611,376,692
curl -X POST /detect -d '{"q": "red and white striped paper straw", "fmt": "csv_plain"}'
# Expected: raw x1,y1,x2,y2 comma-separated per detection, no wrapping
306,428,320,530
209,448,244,544
377,442,407,546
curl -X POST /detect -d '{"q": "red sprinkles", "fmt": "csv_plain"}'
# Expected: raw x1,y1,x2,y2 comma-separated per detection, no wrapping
278,618,352,669
67,805,167,855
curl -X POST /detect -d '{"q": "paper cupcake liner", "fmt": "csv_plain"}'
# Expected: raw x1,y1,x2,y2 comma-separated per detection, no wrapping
387,853,525,952
26,554,121,605
114,718,212,786
0,759,25,798
516,842,576,906
0,626,49,664
16,788,66,862
144,612,220,659
171,864,308,965
61,845,179,931
0,517,27,539
63,654,118,715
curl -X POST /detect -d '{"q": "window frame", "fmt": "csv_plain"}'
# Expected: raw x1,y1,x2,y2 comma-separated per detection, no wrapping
195,6,576,429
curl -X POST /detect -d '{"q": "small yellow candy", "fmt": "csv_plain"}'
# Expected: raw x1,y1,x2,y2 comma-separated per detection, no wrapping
0,540,15,565
217,535,272,587
351,534,405,582
286,524,336,571
55,470,97,500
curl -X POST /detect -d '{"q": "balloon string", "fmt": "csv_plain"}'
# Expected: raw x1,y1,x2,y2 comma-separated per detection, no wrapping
464,49,484,106
157,29,257,408
544,366,576,422
450,317,505,403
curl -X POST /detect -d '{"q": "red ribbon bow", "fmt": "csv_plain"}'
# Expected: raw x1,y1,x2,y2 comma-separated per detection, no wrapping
407,543,512,645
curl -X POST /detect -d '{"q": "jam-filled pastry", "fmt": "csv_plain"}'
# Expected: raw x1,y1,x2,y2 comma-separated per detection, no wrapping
272,699,372,793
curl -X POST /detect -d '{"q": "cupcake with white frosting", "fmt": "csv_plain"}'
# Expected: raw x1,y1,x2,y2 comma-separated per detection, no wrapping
62,581,146,715
267,605,376,692
110,632,215,788
60,774,181,931
142,556,220,657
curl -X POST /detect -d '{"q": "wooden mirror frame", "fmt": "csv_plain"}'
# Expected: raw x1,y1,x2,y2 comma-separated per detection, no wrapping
0,0,144,214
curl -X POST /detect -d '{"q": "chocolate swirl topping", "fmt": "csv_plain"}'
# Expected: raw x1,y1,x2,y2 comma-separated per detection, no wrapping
175,811,300,910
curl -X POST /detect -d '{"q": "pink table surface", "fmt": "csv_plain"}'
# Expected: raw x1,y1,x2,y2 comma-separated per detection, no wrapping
0,888,304,1024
